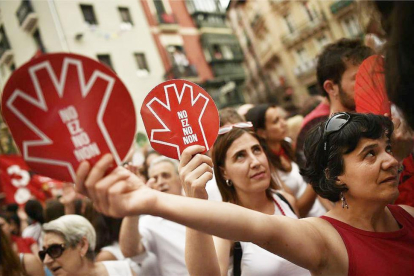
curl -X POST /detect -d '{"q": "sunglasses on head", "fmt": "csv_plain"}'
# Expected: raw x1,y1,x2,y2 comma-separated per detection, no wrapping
323,112,352,152
38,244,66,261
218,121,253,135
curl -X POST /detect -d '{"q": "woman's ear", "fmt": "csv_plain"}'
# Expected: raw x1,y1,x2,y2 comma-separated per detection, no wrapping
220,166,228,180
79,236,89,257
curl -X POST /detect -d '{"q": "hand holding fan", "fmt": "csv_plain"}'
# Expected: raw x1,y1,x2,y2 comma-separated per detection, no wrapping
354,55,391,116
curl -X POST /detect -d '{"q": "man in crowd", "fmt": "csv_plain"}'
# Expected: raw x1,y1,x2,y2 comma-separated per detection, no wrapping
119,156,187,275
296,38,373,167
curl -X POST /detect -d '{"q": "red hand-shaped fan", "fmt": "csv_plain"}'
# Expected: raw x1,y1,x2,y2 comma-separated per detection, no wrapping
354,55,391,115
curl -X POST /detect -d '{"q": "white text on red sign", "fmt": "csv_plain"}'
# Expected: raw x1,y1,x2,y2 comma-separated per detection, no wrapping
59,106,101,162
177,110,198,145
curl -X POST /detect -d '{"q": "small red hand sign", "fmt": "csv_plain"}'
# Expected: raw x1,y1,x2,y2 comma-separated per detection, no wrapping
1,53,136,182
141,80,219,160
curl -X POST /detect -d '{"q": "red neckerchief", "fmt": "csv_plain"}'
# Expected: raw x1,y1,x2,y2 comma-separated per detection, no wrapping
272,146,289,161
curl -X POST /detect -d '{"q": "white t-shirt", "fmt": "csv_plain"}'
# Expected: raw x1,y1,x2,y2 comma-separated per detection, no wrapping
278,162,327,217
102,260,132,276
101,242,160,275
22,222,42,247
138,215,188,276
228,194,311,276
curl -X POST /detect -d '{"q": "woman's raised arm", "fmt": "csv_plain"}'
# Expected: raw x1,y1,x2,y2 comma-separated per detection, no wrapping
76,153,330,273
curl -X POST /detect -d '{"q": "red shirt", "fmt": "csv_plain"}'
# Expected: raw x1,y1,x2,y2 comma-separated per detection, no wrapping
11,235,36,253
322,205,414,276
395,154,414,207
300,102,330,128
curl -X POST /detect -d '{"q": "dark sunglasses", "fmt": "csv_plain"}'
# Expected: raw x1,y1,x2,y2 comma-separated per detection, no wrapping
38,244,66,261
323,112,352,152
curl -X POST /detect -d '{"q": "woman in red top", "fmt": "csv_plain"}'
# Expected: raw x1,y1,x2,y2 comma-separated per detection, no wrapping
76,113,414,275
0,213,38,254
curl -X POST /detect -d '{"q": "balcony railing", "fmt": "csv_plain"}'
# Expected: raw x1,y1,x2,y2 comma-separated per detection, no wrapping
192,12,227,28
165,64,198,80
211,61,245,79
281,12,327,48
16,0,38,32
330,0,354,15
156,12,177,25
293,58,317,78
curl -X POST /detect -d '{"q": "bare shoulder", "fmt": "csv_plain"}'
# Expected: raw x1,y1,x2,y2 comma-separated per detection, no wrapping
399,205,414,217
301,217,348,275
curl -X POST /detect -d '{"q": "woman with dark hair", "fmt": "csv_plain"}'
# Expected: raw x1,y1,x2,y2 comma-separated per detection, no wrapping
245,104,328,217
22,199,44,247
77,112,414,275
182,125,308,275
371,1,414,130
0,212,39,255
0,220,44,276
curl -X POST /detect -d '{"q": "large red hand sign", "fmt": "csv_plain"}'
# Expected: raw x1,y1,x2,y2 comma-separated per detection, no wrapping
141,80,219,159
1,53,136,182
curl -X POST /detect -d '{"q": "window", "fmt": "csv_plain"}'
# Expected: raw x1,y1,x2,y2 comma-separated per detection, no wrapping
80,4,98,25
118,7,133,25
284,14,295,34
315,35,330,50
97,54,115,72
342,15,361,37
33,29,46,53
135,53,150,77
302,2,315,22
295,47,308,64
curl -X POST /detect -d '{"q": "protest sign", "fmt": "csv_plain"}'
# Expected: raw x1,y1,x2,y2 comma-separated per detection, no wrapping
141,79,219,160
1,53,136,182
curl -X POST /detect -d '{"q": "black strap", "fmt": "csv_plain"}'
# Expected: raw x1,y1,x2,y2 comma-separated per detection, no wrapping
276,193,296,215
233,193,295,276
233,241,242,276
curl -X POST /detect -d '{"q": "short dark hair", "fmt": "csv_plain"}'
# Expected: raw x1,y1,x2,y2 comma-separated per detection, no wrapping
316,38,374,97
301,113,393,202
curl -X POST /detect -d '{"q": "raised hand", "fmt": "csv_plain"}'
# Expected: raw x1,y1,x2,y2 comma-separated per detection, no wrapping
75,154,156,218
178,145,213,199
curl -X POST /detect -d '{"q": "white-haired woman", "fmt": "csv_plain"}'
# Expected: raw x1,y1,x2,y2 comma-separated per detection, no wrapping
41,215,136,276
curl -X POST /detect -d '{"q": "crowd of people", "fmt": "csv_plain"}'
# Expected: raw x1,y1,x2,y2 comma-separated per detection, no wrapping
1,1,414,275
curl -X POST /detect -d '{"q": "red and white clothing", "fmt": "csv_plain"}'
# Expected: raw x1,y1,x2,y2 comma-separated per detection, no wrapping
321,205,414,276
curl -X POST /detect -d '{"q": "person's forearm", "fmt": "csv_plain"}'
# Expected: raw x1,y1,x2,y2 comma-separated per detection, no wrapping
148,192,272,245
119,216,144,257
185,228,220,275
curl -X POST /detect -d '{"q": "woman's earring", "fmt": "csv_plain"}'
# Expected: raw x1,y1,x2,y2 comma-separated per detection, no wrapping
340,192,349,209
226,179,233,187
398,165,404,174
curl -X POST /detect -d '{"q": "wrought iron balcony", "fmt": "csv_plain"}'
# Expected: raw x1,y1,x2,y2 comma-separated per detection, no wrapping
280,12,327,49
165,64,198,80
16,0,38,32
293,58,317,78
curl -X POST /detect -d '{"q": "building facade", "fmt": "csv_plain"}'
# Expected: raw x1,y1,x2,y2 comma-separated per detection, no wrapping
140,0,246,108
227,0,363,107
0,0,167,153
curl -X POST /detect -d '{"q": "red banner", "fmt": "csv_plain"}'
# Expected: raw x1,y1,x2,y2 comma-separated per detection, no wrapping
0,155,61,204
